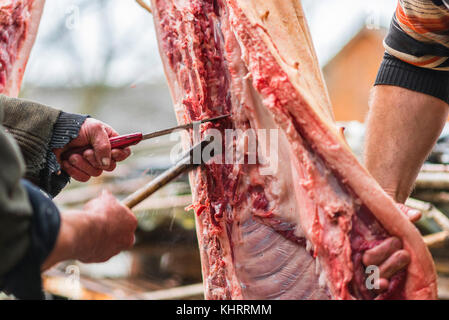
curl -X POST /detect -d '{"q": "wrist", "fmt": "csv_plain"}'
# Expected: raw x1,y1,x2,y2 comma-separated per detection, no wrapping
380,182,412,204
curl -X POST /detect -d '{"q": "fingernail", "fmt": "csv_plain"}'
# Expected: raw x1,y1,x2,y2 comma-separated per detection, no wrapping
102,157,110,166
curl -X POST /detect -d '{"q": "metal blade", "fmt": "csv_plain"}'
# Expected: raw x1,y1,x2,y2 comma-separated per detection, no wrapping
141,114,231,141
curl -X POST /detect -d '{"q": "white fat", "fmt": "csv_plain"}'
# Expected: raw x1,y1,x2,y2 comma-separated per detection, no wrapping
229,164,240,180
173,101,184,114
306,239,314,253
267,179,282,197
314,257,329,290
315,257,321,275
318,269,328,289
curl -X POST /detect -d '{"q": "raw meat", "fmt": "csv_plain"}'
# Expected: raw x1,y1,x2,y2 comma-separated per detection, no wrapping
150,0,437,299
0,0,45,97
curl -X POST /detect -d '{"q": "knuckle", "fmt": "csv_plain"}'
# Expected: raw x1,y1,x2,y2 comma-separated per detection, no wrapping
96,141,110,151
68,155,78,165
92,169,103,177
390,237,403,250
83,149,94,158
397,250,410,263
106,164,116,172
91,121,103,131
79,175,90,183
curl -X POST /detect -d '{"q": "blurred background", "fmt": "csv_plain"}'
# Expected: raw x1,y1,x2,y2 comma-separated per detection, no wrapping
20,0,449,299
21,0,397,128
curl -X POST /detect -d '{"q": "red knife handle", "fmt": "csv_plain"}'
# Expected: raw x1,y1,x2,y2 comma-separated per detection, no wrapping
110,133,143,149
61,133,143,161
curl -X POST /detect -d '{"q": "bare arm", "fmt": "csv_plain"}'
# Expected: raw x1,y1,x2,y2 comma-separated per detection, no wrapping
364,85,449,203
361,85,448,294
42,190,138,271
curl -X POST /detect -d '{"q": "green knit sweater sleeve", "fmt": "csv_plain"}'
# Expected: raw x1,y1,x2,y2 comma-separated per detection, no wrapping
0,95,61,185
0,95,88,197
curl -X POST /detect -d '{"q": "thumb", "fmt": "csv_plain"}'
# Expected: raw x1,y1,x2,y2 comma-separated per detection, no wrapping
90,125,112,168
397,203,422,223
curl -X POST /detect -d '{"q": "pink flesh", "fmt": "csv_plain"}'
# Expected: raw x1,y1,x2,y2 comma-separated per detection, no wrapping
151,0,434,300
0,0,44,97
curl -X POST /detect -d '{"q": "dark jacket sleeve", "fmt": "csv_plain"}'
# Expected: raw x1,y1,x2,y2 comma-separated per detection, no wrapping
0,119,33,285
1,180,60,300
0,95,88,197
375,1,449,104
0,107,60,299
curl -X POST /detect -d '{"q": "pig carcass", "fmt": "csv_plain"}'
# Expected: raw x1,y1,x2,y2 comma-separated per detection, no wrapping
0,0,44,97
151,0,437,300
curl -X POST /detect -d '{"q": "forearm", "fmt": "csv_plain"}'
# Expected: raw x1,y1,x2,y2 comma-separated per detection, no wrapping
43,190,137,270
41,210,86,271
364,85,449,202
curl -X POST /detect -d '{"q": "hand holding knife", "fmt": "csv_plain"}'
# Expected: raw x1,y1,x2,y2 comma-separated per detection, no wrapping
61,114,230,160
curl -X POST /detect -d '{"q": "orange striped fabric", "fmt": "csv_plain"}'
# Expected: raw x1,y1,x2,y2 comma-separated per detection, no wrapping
385,0,449,70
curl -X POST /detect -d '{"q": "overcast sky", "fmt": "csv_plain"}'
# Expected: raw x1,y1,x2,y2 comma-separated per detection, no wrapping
22,0,397,88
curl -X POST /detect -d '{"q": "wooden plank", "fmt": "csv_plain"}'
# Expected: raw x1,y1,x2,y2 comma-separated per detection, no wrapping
133,195,192,212
423,231,449,248
415,172,449,190
139,283,204,300
54,176,153,206
435,259,449,275
438,277,449,300
413,191,449,204
421,164,449,173
43,268,169,300
406,198,449,232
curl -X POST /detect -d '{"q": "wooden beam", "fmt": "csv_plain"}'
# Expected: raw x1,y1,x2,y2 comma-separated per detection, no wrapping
423,231,449,248
406,198,449,232
139,283,204,300
133,195,192,212
415,172,449,190
412,191,449,204
438,277,449,300
421,164,449,173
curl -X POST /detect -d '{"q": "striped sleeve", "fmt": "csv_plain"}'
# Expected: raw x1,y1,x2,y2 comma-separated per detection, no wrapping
385,0,449,70
375,0,449,104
